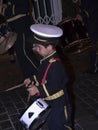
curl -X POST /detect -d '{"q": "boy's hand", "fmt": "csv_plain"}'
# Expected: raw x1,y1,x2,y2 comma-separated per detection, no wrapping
24,78,40,96
27,85,40,96
24,78,32,87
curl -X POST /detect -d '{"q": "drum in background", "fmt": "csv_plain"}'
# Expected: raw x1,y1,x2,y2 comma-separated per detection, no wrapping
19,98,51,130
0,14,17,54
58,17,92,54
58,18,88,46
58,17,77,47
0,32,17,54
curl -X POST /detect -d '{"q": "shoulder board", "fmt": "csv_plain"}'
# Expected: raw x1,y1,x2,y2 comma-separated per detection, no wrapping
49,58,56,63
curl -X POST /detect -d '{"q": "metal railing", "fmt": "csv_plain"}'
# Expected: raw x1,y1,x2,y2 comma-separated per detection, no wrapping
31,0,62,25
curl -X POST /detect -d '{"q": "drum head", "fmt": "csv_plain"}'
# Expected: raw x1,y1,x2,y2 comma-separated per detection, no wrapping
0,32,17,54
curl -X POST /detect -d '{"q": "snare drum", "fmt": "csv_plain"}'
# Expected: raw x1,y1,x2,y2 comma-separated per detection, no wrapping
20,98,51,130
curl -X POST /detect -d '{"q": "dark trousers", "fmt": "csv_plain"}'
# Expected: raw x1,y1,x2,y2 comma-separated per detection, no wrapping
47,106,72,130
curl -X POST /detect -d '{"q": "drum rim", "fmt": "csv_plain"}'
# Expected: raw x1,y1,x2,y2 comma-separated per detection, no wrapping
58,17,75,26
64,38,92,48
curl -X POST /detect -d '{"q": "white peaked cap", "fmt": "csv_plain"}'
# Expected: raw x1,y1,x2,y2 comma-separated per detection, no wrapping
30,24,63,38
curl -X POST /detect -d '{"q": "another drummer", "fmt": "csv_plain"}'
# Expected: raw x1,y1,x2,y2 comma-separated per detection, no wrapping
24,24,72,130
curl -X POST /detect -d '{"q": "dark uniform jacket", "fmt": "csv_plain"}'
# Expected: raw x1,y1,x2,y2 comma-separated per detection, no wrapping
31,51,69,107
4,0,31,33
30,51,72,130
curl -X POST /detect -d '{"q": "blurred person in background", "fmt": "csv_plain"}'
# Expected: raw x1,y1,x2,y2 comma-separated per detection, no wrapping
75,0,98,74
4,0,39,78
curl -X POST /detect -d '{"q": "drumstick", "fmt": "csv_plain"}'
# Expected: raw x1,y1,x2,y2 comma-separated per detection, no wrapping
5,83,25,91
27,93,31,102
7,14,26,23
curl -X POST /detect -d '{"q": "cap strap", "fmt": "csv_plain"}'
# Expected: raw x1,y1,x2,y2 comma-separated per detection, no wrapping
34,35,47,42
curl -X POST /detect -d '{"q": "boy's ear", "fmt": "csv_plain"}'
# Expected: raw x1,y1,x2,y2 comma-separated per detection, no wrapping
47,44,53,50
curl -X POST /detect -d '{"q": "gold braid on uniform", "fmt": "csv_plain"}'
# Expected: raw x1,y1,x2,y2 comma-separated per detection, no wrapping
42,58,64,101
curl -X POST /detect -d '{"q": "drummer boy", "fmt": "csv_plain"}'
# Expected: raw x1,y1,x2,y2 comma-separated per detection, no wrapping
24,24,72,130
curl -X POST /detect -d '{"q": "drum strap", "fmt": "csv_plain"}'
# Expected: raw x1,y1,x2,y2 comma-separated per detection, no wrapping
41,58,64,101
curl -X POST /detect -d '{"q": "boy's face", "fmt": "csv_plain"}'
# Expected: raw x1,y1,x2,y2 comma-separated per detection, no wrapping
32,43,54,57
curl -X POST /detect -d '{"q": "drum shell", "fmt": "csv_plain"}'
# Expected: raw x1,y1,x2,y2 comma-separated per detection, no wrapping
58,18,88,47
19,98,51,130
58,18,77,46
